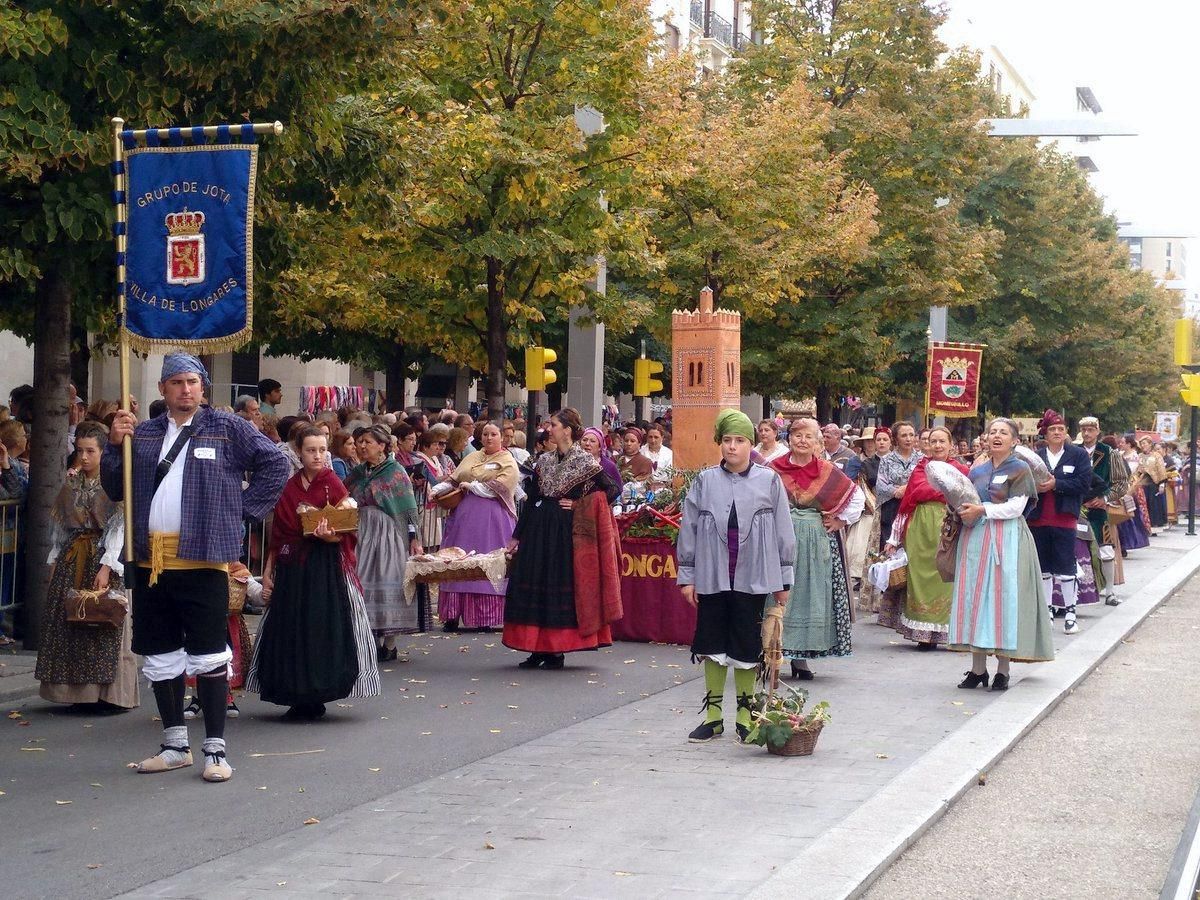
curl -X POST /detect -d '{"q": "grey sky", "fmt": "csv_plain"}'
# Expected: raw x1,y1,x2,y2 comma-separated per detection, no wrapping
940,0,1198,278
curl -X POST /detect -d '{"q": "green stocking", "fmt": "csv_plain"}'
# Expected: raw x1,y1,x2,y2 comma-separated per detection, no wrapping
733,667,756,729
701,659,726,725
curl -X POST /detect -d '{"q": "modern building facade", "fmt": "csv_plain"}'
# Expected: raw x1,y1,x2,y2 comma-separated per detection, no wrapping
1118,225,1193,316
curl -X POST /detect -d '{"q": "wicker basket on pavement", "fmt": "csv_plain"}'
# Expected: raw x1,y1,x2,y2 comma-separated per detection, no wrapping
766,720,825,757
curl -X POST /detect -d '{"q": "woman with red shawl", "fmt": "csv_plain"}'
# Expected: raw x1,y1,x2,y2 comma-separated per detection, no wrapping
771,418,865,680
247,425,380,719
883,426,968,649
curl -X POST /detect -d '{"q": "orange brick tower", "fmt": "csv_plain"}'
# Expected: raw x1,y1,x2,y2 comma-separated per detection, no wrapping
671,286,742,471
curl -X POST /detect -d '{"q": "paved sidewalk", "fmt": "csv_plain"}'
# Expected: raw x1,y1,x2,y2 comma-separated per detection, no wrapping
125,528,1200,899
865,571,1200,899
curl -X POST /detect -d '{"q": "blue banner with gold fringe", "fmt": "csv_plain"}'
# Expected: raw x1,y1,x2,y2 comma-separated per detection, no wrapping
121,140,257,352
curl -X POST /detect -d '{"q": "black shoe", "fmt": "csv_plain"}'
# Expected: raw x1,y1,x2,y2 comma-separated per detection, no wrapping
916,641,936,652
990,673,1009,692
541,653,565,670
688,721,723,743
517,653,545,669
735,723,750,744
791,661,814,681
312,703,326,718
384,646,398,662
441,619,460,633
183,697,202,720
958,670,989,689
243,601,265,616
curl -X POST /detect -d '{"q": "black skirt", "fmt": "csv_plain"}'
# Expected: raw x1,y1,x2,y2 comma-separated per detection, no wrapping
253,542,359,707
505,498,578,629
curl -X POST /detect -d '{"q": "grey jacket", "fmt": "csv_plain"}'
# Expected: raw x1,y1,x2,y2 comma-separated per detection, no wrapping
677,462,796,595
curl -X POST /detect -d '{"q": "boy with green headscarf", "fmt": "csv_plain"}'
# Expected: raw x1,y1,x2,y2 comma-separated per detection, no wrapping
677,409,795,742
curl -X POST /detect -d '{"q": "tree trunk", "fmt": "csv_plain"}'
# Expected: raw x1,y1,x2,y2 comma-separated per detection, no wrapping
24,272,72,650
385,342,406,412
69,323,90,402
484,257,508,421
815,384,832,424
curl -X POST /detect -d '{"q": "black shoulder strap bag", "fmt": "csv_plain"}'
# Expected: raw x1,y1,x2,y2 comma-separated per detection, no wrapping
153,425,196,494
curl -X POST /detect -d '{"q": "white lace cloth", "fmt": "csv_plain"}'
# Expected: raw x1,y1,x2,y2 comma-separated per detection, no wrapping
403,548,509,602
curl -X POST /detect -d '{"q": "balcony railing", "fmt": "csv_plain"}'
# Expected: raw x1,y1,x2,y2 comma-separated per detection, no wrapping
688,2,735,48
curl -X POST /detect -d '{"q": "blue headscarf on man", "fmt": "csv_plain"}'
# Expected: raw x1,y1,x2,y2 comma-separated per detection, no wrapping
159,352,210,390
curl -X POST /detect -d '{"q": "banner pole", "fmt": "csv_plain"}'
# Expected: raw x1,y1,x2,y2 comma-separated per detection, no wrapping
112,117,134,562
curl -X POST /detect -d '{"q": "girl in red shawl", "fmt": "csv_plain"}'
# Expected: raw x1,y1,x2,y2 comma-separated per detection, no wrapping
771,419,865,680
883,426,968,649
247,426,380,719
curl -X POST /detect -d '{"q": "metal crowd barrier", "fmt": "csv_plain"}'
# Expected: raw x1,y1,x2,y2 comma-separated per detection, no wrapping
1,499,23,639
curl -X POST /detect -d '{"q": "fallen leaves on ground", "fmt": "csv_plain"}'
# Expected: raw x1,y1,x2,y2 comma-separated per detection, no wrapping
875,753,889,759
55,800,72,805
86,864,102,870
7,711,22,719
368,767,381,772
20,747,45,752
303,817,319,825
484,842,495,850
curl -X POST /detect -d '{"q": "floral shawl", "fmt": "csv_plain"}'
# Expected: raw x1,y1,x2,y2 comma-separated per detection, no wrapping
52,472,117,532
345,456,418,524
970,453,1038,517
771,454,856,517
536,443,603,499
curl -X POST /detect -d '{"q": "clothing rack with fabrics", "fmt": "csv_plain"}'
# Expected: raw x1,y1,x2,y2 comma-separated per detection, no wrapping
298,385,365,416
364,389,387,414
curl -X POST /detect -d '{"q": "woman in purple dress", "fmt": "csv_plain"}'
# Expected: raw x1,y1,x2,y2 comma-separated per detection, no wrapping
431,423,519,632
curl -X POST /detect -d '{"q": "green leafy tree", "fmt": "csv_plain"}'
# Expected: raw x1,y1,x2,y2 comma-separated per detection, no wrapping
339,0,662,418
629,54,877,317
957,142,1177,427
0,0,409,645
731,0,1000,418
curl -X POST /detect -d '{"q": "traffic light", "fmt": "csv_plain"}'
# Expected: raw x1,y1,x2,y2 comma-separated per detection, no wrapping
525,346,557,392
1181,373,1200,407
1176,319,1194,366
633,358,665,397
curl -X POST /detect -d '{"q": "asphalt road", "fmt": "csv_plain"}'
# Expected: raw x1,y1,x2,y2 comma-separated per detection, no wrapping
0,631,698,900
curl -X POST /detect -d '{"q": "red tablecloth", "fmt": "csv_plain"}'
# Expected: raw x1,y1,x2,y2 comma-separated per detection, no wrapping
611,536,696,645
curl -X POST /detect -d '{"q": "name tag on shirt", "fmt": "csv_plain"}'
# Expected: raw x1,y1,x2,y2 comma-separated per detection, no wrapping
1062,465,1075,473
484,462,499,470
193,447,216,460
991,474,1008,484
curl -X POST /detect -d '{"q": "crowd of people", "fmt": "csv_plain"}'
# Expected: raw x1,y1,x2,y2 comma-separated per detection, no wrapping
1,366,1191,764
677,408,1188,738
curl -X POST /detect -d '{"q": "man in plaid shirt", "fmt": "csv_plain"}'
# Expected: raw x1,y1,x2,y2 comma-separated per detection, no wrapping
103,353,288,783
